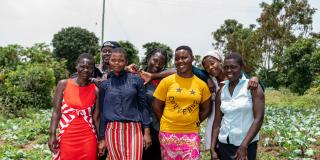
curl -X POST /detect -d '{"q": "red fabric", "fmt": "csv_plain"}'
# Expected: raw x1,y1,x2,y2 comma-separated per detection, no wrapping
55,79,97,160
105,122,143,160
152,79,161,87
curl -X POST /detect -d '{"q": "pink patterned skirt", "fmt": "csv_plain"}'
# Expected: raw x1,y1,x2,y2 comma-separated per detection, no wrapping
158,132,200,160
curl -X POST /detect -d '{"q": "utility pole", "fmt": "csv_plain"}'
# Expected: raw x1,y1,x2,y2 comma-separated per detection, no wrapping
101,0,106,45
101,0,106,63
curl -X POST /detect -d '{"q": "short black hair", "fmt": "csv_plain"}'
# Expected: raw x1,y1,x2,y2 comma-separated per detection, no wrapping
76,53,95,65
111,47,128,60
146,48,168,68
175,45,193,57
224,52,244,67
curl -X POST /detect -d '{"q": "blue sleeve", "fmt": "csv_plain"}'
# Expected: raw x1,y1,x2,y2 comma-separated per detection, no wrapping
192,65,209,83
136,77,152,128
98,83,107,140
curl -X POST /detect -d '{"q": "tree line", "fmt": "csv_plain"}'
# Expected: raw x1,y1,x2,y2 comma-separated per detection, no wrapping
212,0,319,95
0,0,319,117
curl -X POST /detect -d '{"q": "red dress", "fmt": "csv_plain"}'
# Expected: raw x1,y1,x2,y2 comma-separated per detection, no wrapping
53,79,97,160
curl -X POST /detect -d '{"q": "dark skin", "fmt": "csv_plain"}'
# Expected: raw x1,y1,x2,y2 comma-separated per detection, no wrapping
138,66,215,90
48,58,100,154
146,52,166,73
97,52,152,156
100,46,113,71
152,49,211,124
93,47,137,85
202,56,259,90
91,46,113,85
210,58,265,160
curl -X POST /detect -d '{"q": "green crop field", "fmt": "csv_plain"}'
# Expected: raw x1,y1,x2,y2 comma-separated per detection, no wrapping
0,89,319,159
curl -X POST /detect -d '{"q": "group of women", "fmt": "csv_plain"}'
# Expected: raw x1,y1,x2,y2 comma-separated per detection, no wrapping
48,41,265,160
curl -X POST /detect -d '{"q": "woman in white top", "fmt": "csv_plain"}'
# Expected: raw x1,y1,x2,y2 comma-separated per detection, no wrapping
210,53,265,160
202,51,259,152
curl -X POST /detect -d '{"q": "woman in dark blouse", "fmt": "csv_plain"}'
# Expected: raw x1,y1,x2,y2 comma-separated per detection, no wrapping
98,48,152,160
142,49,167,160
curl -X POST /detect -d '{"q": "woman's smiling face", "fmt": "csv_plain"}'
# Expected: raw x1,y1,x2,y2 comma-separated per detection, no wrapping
174,49,193,74
147,52,166,73
109,52,127,74
223,58,242,82
202,56,222,77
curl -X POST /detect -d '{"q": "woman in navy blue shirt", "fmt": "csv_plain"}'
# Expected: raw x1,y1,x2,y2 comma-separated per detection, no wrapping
98,48,152,160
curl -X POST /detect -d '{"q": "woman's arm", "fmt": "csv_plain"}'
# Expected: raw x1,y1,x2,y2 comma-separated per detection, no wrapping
210,89,222,159
93,86,100,135
152,98,165,120
136,78,153,149
48,79,67,153
98,85,106,156
242,72,265,91
199,99,211,122
235,85,265,160
98,85,107,141
139,68,176,84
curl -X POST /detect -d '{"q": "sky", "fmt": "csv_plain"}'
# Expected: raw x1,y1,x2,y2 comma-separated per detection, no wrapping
0,0,319,57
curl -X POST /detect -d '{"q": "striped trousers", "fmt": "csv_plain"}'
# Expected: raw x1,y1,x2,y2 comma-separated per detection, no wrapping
105,122,143,160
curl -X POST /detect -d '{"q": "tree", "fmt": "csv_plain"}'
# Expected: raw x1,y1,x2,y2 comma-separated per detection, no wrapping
212,19,264,73
280,38,320,94
52,27,99,72
141,42,173,68
257,0,316,70
118,40,139,64
193,54,202,68
256,0,316,88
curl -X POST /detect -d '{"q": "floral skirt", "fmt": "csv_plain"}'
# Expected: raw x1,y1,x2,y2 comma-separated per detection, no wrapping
158,132,200,160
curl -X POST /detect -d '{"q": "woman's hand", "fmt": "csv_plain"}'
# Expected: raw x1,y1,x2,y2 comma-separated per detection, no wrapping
210,149,219,160
143,128,152,150
98,140,106,157
143,133,152,150
248,76,259,90
139,71,152,85
126,64,140,74
234,145,248,160
48,135,58,154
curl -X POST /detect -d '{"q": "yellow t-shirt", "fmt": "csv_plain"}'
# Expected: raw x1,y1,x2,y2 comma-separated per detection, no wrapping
153,74,211,133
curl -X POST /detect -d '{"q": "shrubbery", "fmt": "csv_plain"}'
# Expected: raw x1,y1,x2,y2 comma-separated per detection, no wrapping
0,64,55,115
0,44,67,117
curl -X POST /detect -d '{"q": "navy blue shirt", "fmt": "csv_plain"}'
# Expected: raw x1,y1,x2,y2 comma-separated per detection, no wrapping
99,71,152,140
192,65,209,82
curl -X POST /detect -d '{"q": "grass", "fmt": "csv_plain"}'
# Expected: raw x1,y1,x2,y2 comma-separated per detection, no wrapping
265,88,320,108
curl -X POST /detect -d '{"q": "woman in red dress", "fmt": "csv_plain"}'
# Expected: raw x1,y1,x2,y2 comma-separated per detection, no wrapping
48,53,100,160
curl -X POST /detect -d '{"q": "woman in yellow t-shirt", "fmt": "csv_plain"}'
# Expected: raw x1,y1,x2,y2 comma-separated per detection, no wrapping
153,45,211,160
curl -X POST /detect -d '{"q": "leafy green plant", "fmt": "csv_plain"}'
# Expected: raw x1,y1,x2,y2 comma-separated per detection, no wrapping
0,64,55,116
0,109,51,159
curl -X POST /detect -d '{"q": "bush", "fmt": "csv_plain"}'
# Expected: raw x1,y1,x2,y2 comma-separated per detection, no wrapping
0,64,55,116
306,75,320,95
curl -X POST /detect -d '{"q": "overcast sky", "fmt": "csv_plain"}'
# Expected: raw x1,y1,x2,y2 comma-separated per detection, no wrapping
1,0,319,57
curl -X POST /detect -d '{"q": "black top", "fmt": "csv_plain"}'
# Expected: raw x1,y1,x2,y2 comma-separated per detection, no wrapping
98,71,152,140
145,80,160,131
